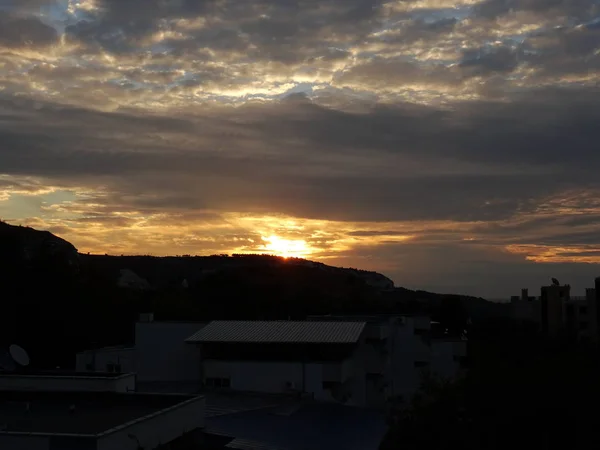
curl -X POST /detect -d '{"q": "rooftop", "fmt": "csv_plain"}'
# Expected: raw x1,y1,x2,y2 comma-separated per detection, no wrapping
0,370,127,379
205,402,387,450
0,391,199,435
77,345,134,354
186,321,366,344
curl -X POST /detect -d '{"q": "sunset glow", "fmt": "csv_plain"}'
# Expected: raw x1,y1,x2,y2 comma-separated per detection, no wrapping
261,235,311,259
1,0,600,297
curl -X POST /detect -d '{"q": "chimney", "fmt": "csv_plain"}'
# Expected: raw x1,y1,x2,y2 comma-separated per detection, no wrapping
521,289,528,301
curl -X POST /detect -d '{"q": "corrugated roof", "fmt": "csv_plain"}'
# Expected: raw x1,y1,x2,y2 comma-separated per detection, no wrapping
185,321,366,344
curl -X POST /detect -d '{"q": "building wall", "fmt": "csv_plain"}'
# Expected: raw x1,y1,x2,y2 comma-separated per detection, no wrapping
0,373,135,393
511,299,540,323
203,359,357,403
204,360,307,393
0,435,50,450
135,322,204,383
75,348,135,374
97,396,205,450
388,316,432,401
542,285,569,335
431,340,466,379
306,314,466,406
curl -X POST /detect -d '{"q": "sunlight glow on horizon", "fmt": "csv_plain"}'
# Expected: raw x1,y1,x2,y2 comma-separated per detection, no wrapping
261,235,312,259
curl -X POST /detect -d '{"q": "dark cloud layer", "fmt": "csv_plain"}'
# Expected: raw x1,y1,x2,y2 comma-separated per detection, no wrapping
1,0,600,296
1,87,599,224
0,14,58,48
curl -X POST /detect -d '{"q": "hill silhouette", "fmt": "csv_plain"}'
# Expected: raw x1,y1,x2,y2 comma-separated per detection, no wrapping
0,221,500,368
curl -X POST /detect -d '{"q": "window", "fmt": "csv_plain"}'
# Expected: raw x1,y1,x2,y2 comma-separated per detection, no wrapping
114,364,122,373
205,377,230,389
579,306,588,315
85,363,93,371
106,363,115,373
414,328,428,336
414,361,429,368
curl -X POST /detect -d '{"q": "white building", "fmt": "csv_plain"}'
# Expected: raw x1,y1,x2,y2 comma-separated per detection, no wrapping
75,345,135,374
75,314,206,392
186,320,365,405
134,319,204,388
309,314,467,405
0,390,205,450
74,314,467,408
0,370,136,393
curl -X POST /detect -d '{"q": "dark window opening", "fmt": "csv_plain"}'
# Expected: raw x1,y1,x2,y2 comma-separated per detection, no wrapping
114,364,122,373
106,363,115,372
85,363,93,371
414,361,429,368
580,306,588,314
414,328,428,336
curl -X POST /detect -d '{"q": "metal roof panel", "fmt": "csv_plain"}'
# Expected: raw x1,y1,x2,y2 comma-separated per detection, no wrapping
185,321,365,344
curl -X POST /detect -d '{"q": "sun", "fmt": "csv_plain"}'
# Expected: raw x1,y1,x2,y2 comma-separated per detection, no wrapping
261,235,310,259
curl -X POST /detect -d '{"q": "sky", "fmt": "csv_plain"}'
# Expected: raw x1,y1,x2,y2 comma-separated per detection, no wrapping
1,0,600,298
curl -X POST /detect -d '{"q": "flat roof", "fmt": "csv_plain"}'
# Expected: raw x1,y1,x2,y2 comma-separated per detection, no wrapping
205,402,388,450
186,321,366,344
77,345,134,354
0,391,199,435
0,370,128,379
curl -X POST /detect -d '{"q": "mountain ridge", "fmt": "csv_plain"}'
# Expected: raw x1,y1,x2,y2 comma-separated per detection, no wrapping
0,220,503,368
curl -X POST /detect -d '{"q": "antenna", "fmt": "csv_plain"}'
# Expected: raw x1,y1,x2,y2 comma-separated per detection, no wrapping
9,344,30,367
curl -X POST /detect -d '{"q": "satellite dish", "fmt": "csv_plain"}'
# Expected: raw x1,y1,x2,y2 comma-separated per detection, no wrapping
552,278,560,286
9,345,30,367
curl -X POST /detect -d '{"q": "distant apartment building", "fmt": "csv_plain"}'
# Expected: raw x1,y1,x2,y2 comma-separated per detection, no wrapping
76,314,466,408
511,277,600,340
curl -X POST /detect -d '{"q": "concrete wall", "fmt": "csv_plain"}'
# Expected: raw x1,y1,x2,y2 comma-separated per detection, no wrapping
203,359,355,402
0,373,135,393
76,348,135,374
0,434,50,450
388,316,431,401
204,360,305,393
97,396,205,450
0,397,204,450
303,314,468,407
431,340,462,379
135,322,204,383
512,300,540,323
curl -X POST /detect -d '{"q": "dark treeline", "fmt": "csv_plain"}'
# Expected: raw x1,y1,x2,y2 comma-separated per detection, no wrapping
382,317,600,449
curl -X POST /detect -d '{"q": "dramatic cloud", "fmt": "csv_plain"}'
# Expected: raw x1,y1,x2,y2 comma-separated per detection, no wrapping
1,0,600,297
